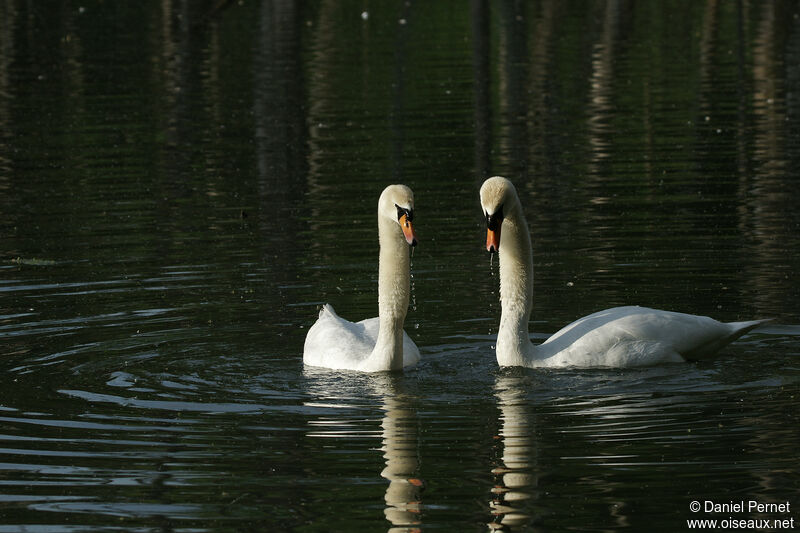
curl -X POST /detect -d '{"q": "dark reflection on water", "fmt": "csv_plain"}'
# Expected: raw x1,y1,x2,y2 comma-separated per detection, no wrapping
490,376,538,530
0,0,799,531
488,352,800,532
303,372,424,531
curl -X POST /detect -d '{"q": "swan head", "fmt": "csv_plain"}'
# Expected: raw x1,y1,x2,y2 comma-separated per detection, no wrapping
480,176,517,253
379,184,418,247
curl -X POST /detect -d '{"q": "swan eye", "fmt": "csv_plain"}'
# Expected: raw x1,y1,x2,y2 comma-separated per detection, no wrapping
395,204,413,223
486,204,503,230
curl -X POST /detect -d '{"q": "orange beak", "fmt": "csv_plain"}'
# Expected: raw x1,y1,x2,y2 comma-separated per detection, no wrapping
485,207,503,253
400,214,417,246
486,226,500,253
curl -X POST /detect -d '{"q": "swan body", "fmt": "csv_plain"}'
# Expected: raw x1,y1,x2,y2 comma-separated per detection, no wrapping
480,176,767,368
303,184,420,372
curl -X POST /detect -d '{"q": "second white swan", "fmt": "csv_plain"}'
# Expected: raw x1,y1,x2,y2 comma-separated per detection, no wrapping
303,184,420,372
480,176,767,368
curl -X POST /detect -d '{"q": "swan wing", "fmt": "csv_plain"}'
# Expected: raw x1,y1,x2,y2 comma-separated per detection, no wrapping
303,304,419,370
303,304,380,370
539,306,765,367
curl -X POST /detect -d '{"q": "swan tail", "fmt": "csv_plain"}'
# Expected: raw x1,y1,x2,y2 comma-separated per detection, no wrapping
683,318,771,361
319,303,338,318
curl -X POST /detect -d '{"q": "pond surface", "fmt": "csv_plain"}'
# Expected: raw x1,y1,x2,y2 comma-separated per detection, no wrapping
1,1,799,531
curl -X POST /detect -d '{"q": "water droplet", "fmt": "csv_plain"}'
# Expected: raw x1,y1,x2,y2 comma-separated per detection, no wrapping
409,258,417,312
489,253,498,278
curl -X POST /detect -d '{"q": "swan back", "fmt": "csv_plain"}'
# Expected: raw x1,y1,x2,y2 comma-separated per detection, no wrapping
537,306,768,367
303,304,420,371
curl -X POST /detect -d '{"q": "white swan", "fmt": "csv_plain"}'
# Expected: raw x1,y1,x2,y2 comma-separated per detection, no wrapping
303,184,421,372
480,176,767,368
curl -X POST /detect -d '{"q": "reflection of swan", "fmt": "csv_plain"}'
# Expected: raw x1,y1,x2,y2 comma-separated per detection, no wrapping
480,176,768,368
381,393,423,530
490,375,536,530
303,185,420,372
303,374,423,531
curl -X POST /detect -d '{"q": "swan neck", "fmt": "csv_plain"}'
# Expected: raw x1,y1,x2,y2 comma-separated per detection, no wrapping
496,208,535,366
373,214,411,370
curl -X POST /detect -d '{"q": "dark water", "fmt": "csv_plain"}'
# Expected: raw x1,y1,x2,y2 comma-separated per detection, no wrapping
1,1,799,531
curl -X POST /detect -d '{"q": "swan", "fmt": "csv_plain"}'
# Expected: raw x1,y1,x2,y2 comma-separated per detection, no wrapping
479,176,767,368
303,184,421,372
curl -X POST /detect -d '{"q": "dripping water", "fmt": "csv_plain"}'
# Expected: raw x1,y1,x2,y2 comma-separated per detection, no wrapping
488,251,497,337
409,250,418,329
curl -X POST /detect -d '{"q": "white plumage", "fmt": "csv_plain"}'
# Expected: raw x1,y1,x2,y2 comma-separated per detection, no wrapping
480,176,767,368
303,184,420,372
303,304,420,371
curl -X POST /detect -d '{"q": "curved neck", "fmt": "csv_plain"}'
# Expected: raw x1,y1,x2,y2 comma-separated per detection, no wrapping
496,207,535,366
372,215,411,370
